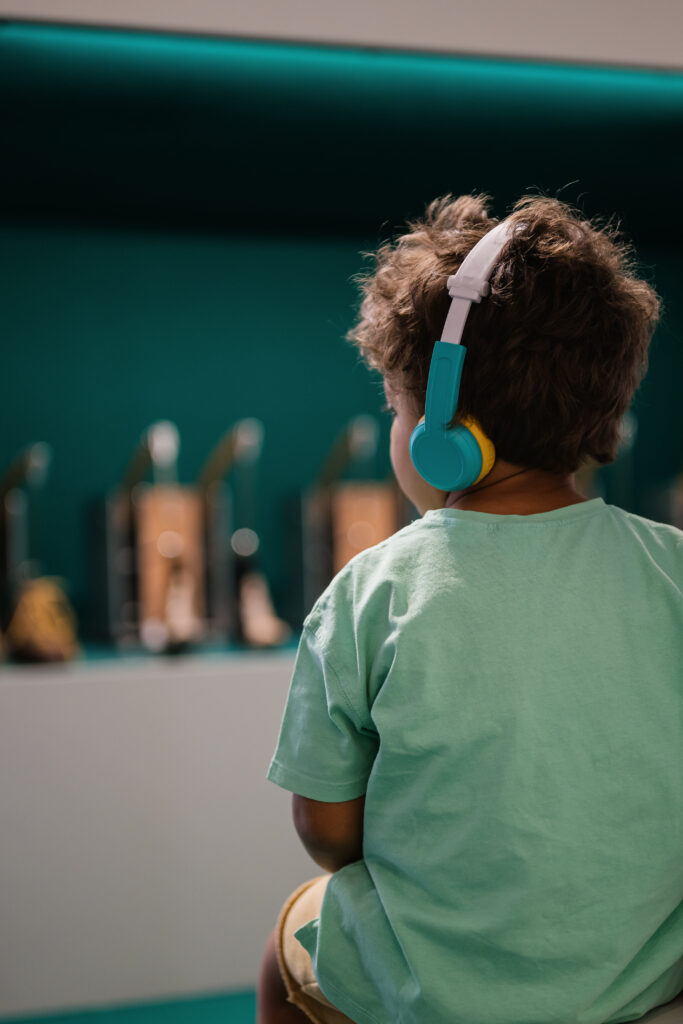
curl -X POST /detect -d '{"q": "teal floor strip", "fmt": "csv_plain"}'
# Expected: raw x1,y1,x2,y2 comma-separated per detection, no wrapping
1,991,256,1024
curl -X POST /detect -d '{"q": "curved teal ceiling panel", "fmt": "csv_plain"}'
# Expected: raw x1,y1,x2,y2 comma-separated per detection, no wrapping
1,22,682,237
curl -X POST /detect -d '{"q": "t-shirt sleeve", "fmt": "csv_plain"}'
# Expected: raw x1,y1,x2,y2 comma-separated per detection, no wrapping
267,621,378,802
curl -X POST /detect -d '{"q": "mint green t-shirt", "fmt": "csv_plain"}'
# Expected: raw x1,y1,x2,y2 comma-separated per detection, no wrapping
267,498,683,1024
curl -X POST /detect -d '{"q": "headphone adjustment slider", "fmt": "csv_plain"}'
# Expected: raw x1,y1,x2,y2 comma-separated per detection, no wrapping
447,274,490,303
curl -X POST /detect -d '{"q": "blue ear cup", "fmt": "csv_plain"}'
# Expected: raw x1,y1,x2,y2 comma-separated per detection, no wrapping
409,340,496,491
411,415,491,491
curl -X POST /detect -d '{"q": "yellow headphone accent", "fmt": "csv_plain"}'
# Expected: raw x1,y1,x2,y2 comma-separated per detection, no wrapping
459,415,496,485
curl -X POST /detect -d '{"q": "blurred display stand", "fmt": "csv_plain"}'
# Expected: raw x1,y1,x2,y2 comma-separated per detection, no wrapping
286,415,414,629
220,419,291,649
644,471,683,528
92,418,290,655
0,442,80,663
575,409,681,527
575,410,637,507
92,421,204,653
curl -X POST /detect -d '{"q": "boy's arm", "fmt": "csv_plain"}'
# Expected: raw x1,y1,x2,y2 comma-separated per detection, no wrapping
292,793,365,874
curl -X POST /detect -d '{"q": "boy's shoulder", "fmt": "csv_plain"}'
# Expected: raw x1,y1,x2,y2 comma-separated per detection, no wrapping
303,515,427,630
339,513,428,574
609,502,683,550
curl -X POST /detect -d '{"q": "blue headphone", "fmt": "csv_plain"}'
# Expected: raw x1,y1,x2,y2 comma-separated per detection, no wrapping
409,219,519,492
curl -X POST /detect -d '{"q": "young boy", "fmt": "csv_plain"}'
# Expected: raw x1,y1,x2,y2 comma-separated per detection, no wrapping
258,194,683,1024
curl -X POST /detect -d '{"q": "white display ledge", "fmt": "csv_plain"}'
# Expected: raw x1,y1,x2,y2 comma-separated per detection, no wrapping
0,644,317,1020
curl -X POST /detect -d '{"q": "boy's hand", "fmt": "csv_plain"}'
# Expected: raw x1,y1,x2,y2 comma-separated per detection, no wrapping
292,793,365,874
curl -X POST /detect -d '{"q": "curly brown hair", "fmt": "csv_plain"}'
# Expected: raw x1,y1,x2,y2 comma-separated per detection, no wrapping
346,193,662,475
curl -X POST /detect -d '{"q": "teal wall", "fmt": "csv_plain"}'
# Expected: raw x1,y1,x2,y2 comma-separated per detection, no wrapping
1,23,682,634
0,222,388,625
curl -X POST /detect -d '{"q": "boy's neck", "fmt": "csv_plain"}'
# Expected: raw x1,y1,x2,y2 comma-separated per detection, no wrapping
444,462,589,515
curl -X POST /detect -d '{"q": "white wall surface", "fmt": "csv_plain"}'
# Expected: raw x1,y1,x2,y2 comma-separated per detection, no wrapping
0,652,313,1018
1,0,682,70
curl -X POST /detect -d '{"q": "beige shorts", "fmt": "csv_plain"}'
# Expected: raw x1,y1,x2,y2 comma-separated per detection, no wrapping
275,874,355,1024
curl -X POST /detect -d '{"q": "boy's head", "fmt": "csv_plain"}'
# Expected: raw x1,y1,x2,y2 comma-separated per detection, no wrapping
346,193,661,504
